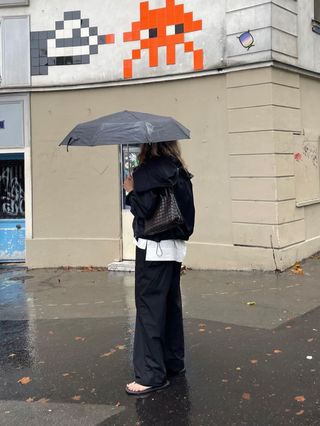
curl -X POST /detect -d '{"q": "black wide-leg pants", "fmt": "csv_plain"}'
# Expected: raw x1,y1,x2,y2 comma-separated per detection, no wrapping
133,246,185,387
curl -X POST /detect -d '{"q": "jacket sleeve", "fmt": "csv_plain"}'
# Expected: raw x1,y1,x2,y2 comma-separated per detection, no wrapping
126,189,159,219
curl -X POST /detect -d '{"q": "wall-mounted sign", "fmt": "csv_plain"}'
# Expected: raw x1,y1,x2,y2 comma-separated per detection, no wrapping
0,121,5,129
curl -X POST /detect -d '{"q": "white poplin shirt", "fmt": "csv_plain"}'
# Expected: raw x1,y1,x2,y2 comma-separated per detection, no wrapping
135,238,187,262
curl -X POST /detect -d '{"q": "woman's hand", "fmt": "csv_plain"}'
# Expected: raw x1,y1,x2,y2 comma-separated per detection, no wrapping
123,175,134,193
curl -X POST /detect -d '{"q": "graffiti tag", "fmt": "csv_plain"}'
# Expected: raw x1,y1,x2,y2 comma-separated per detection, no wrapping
0,167,25,217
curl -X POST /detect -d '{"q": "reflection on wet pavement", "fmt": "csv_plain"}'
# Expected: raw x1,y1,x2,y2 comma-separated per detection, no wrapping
1,259,320,425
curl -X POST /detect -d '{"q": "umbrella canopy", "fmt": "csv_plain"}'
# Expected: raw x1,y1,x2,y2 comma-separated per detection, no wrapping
59,110,190,149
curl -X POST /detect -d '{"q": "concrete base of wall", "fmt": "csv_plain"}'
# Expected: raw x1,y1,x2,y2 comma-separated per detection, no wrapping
186,238,320,271
26,238,121,268
26,237,320,271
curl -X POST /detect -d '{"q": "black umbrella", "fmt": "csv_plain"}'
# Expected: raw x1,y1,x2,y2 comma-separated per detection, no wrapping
59,110,190,151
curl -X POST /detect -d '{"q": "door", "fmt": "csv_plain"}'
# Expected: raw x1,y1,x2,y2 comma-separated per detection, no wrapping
121,145,140,260
0,154,25,262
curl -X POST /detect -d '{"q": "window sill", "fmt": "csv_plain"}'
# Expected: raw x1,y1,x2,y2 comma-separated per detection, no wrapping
296,198,320,207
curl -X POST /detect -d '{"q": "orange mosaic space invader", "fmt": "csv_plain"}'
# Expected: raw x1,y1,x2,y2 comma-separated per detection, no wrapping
123,0,203,79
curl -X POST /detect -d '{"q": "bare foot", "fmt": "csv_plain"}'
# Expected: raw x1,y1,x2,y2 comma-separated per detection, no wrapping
126,381,151,393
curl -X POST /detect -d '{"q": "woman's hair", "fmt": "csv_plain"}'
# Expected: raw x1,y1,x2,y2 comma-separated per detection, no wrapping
138,141,186,168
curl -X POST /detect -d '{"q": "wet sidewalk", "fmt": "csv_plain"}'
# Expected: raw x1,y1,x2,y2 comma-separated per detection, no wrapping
1,255,320,426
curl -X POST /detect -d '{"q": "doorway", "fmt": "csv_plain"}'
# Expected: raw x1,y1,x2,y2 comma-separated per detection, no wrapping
120,145,140,260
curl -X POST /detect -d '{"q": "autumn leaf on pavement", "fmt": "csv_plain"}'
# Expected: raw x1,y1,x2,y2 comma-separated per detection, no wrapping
291,262,304,275
242,392,251,400
294,396,306,402
81,266,94,272
37,398,50,403
71,395,81,401
100,348,116,357
18,377,32,385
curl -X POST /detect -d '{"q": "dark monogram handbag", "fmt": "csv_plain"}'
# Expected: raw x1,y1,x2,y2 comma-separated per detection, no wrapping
144,187,184,235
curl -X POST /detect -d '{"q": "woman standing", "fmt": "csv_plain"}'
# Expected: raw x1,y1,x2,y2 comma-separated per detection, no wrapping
123,141,195,395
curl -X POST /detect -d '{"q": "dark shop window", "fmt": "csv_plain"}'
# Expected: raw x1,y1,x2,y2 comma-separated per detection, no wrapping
315,0,320,23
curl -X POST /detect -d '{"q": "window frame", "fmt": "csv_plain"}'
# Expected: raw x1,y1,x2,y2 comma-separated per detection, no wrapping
314,0,320,23
0,0,29,7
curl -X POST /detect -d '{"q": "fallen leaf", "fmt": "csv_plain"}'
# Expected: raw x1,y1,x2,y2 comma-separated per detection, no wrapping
37,398,50,403
296,410,304,416
291,262,304,275
25,397,34,403
71,395,81,401
250,359,258,364
100,349,116,357
242,392,251,400
81,266,95,272
294,396,306,402
18,377,32,385
273,349,283,354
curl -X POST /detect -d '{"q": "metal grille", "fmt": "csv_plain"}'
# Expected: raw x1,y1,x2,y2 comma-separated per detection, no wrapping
0,159,25,219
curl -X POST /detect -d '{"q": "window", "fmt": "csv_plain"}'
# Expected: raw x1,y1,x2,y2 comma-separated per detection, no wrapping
0,0,29,6
315,0,320,23
0,101,25,148
0,16,30,86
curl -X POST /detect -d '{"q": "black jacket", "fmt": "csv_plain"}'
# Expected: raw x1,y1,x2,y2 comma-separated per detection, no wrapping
126,155,195,242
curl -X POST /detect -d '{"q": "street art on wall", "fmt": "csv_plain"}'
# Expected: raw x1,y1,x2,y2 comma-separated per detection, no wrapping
0,162,25,219
238,30,254,50
30,0,203,79
30,10,115,76
123,0,203,79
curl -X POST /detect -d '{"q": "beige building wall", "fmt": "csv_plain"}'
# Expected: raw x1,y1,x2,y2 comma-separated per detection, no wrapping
27,75,232,268
27,67,320,270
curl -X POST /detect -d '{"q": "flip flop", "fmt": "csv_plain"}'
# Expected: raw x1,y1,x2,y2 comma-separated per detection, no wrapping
125,380,170,395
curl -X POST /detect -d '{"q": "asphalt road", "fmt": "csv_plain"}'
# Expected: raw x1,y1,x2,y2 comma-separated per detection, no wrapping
1,255,320,425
